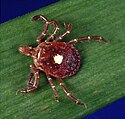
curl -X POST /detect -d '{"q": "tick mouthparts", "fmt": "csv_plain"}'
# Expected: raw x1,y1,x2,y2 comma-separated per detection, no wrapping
18,46,33,56
19,46,24,53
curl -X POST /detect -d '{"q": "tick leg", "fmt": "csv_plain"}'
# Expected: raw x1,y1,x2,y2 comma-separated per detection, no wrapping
17,64,39,94
32,15,49,44
32,15,59,43
54,23,72,42
45,20,59,42
57,79,86,107
27,72,34,88
69,36,108,44
46,74,59,102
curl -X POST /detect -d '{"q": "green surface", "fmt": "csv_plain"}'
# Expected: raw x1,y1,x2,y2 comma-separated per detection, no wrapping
0,0,125,119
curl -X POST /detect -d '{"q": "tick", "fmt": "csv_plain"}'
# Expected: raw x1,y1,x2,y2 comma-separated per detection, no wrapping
17,15,108,106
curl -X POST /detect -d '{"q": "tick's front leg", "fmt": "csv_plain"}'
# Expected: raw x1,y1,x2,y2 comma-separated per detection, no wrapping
17,64,39,94
32,15,59,43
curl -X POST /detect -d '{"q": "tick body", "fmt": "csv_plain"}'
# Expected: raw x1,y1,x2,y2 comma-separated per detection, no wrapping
34,42,80,78
18,15,108,106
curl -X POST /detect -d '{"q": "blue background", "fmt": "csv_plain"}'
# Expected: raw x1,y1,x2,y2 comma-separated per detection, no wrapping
83,97,125,119
0,0,59,23
1,0,125,119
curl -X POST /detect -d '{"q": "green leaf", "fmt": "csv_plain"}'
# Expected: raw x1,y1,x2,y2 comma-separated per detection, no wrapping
0,0,125,118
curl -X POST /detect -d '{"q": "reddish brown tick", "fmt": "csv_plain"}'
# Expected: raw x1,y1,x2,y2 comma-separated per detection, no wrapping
18,15,108,107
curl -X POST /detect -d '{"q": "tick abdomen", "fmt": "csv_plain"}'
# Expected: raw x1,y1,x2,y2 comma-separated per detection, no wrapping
34,42,80,78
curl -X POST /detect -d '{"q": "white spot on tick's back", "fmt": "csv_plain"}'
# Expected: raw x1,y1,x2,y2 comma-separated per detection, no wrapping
54,54,63,64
